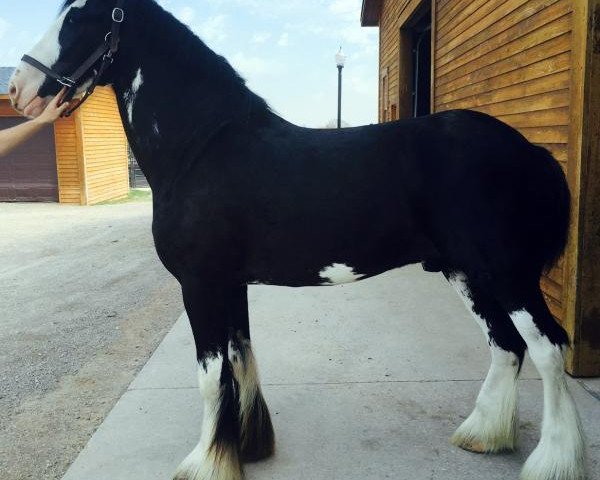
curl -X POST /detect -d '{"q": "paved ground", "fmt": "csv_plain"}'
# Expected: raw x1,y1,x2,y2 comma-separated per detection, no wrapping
61,267,600,480
0,201,183,480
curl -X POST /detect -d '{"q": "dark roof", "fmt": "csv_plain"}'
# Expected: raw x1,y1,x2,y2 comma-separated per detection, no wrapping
361,0,383,27
0,67,15,95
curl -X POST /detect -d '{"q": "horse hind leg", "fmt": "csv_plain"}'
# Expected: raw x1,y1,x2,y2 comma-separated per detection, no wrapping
506,287,585,480
447,272,526,454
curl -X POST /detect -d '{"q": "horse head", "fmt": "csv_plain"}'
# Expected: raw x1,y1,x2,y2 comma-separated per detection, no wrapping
9,0,118,118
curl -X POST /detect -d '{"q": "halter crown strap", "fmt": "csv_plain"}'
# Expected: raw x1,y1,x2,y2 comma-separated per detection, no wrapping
20,0,126,117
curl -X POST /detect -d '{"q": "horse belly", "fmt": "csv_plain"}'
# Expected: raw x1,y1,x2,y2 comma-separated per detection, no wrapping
245,227,429,287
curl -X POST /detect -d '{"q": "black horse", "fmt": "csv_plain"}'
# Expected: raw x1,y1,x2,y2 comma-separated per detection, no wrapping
9,1,586,479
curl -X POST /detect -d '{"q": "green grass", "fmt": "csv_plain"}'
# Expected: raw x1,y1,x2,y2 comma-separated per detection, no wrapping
98,188,152,205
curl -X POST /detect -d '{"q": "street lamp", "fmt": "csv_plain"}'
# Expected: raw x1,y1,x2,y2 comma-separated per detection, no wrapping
335,47,346,129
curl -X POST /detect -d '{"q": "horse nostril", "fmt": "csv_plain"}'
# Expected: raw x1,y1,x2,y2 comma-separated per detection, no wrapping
9,83,17,98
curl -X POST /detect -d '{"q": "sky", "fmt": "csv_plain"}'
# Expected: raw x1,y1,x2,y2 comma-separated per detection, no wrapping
0,0,380,127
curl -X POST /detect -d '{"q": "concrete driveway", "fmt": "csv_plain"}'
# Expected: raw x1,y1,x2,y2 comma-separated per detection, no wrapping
0,202,183,480
61,267,600,480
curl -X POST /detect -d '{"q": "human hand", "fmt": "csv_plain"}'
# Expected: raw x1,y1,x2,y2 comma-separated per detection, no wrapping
35,89,71,124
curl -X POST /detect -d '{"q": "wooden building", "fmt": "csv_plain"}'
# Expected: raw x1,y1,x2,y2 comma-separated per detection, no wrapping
0,68,129,205
361,0,600,376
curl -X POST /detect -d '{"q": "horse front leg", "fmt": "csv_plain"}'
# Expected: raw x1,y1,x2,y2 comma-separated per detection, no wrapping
173,281,244,480
227,285,275,462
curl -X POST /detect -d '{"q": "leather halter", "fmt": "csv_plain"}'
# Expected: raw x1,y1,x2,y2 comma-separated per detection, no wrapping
21,1,125,117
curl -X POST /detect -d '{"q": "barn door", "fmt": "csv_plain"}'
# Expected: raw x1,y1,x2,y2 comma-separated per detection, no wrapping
395,1,433,120
0,117,58,202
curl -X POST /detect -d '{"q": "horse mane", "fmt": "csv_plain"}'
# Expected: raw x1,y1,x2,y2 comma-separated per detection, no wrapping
135,0,271,114
58,0,270,114
59,0,78,11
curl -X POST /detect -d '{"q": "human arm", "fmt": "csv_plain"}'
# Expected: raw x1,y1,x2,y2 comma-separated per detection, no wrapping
0,90,70,158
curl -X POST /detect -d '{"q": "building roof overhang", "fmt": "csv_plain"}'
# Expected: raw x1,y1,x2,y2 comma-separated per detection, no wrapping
361,0,383,27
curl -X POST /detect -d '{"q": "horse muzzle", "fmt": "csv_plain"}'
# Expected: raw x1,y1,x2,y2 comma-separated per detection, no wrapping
8,65,49,118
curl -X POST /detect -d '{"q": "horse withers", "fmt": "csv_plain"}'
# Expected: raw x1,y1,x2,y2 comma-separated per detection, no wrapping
9,1,585,479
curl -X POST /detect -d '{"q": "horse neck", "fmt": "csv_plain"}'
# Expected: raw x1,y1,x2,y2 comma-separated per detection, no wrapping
110,3,271,189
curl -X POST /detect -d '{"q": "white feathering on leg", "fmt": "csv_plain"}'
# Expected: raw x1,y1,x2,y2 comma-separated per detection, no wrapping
172,353,243,480
449,273,520,453
510,310,586,480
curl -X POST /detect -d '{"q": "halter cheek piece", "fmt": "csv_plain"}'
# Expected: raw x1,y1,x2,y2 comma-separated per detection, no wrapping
21,0,125,117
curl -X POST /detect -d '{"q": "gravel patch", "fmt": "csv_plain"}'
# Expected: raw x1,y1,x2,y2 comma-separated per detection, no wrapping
0,202,183,480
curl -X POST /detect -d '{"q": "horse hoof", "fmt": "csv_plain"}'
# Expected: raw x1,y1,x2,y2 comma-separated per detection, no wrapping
172,447,244,480
450,431,516,454
450,407,518,454
519,442,586,480
455,438,487,454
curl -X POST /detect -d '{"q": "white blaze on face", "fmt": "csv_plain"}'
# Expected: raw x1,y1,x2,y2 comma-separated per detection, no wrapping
9,0,89,117
319,263,365,285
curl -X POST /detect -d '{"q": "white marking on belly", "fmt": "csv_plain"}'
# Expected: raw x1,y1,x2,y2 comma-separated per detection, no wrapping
319,263,365,285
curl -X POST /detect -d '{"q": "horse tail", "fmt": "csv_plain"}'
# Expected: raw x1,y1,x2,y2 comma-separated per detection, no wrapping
526,145,571,272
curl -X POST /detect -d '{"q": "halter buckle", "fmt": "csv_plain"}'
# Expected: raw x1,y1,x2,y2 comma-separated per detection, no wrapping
112,7,124,23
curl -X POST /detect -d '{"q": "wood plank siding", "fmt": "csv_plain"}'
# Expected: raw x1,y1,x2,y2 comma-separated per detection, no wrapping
54,113,83,204
0,97,15,116
78,87,129,205
1,87,129,206
369,0,600,374
565,0,600,376
376,0,573,321
432,0,572,323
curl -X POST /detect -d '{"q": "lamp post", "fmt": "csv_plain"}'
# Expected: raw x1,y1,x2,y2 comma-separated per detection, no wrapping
335,47,346,129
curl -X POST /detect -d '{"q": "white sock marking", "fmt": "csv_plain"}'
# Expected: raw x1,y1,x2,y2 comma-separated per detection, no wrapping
449,273,520,452
510,310,586,480
172,353,242,480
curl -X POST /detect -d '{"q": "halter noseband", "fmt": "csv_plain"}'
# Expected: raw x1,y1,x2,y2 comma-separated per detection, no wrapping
21,1,125,117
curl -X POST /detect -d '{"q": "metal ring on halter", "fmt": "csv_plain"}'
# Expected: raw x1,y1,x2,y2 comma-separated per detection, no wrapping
20,0,125,117
112,8,124,23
